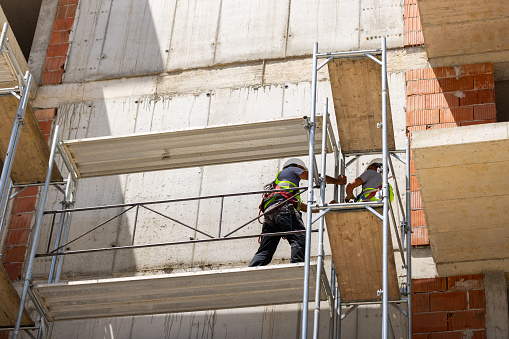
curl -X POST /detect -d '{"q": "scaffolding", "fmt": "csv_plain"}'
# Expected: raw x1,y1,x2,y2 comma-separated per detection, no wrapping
4,38,412,339
0,21,62,338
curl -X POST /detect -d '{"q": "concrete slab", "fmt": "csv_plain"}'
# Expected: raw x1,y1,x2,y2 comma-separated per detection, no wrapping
166,0,220,71
61,116,332,178
286,0,360,56
65,0,176,82
418,0,509,60
31,263,329,321
214,0,288,64
359,0,404,50
411,122,509,276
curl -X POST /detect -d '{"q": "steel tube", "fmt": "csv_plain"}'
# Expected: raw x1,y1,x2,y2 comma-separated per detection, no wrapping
336,289,341,339
388,199,405,266
44,186,309,214
48,203,67,283
12,181,67,188
313,98,328,339
51,206,136,253
36,229,320,257
218,196,224,237
132,205,140,245
0,180,12,244
313,201,383,210
381,37,389,339
343,299,408,306
406,137,412,339
341,305,358,320
388,153,405,220
317,49,380,58
0,23,8,53
302,42,319,339
329,264,336,339
13,125,59,339
55,175,76,282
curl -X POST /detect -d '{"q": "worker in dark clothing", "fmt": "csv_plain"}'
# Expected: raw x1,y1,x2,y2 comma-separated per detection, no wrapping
345,158,394,202
249,158,346,266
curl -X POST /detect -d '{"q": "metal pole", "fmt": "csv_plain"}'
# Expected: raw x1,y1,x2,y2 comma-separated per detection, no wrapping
48,173,73,282
406,137,412,339
381,37,389,339
313,98,328,339
13,125,59,339
0,23,8,53
329,264,336,339
0,180,12,243
340,155,345,203
218,196,224,237
336,290,341,339
302,42,319,339
55,175,76,283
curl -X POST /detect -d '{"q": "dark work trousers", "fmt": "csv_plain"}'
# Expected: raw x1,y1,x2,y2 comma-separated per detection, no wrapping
249,203,306,266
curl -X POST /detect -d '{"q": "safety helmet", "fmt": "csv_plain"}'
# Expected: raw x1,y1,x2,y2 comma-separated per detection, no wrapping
283,158,308,171
366,158,383,171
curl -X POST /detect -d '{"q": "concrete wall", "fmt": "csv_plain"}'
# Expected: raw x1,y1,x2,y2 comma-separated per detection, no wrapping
19,0,434,338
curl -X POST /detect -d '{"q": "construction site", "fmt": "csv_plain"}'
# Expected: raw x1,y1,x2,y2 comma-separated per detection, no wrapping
0,0,508,338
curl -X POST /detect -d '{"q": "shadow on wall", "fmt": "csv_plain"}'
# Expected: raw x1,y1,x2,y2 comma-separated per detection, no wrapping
64,0,171,83
37,0,169,279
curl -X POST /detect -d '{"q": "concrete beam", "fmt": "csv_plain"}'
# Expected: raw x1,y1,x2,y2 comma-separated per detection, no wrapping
485,272,509,339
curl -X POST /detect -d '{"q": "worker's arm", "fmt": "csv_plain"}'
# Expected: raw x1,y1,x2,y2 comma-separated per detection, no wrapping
299,171,346,185
345,177,364,202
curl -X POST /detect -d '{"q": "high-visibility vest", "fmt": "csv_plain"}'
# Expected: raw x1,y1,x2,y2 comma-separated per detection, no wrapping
356,184,394,202
262,171,302,211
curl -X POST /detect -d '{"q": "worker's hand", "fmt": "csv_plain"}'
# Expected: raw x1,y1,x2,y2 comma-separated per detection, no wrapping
336,175,347,185
345,193,355,203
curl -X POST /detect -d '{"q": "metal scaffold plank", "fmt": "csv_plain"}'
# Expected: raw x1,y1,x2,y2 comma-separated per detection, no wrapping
61,116,332,178
328,57,395,154
324,206,400,302
31,263,329,321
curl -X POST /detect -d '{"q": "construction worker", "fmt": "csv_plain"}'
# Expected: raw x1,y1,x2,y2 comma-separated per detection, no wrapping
249,158,346,266
345,158,394,202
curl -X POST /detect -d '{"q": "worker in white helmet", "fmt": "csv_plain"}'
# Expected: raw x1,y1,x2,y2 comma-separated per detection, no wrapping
249,158,346,266
345,158,394,203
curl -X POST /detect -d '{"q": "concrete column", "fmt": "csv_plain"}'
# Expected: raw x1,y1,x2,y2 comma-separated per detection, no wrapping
484,271,509,339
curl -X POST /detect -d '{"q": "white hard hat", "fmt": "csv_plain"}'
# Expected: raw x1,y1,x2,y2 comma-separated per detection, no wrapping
283,158,308,171
366,158,383,171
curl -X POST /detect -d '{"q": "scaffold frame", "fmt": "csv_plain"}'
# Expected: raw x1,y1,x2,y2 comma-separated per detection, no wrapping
7,38,412,339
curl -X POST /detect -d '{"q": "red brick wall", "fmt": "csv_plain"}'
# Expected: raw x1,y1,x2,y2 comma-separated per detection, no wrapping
41,0,79,85
1,109,57,280
404,0,424,46
406,63,497,246
412,274,487,338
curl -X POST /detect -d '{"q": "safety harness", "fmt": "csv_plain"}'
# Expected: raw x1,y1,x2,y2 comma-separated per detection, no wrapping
260,171,302,213
355,184,394,202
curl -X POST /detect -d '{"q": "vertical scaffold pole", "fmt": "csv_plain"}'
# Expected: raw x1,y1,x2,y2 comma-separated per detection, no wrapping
406,136,412,339
48,173,73,283
313,98,328,339
381,37,389,339
302,42,319,339
13,126,59,339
